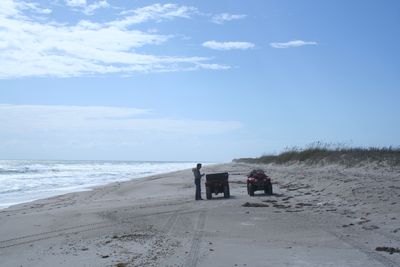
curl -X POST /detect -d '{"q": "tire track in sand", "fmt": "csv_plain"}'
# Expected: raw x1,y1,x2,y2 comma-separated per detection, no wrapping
163,212,179,234
0,208,197,250
184,210,207,267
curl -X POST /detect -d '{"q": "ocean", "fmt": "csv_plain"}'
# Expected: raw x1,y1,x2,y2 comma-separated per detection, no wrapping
0,160,201,209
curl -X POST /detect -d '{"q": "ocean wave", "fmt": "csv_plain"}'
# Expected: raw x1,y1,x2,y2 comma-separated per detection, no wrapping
0,167,42,175
0,160,202,209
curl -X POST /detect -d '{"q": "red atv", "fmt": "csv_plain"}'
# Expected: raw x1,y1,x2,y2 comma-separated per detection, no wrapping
247,169,273,196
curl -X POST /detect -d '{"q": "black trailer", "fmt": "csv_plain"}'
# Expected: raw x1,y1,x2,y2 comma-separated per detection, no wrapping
205,172,230,199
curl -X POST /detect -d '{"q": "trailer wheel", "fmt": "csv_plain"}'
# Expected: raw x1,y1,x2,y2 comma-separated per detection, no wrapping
206,186,212,200
223,184,230,198
248,185,255,196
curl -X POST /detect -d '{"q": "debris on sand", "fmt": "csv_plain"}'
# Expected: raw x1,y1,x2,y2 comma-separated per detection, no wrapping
357,218,370,225
295,203,313,208
273,204,291,209
116,263,128,267
262,199,278,204
375,247,400,254
325,208,337,212
112,232,153,241
242,202,269,207
362,225,380,230
285,209,303,213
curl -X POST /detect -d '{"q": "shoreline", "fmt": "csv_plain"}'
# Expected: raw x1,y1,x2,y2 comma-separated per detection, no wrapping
0,161,211,210
0,166,199,211
1,162,399,266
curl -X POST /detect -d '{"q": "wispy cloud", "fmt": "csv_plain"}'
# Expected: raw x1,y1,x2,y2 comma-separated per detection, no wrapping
270,40,318,49
0,0,51,17
0,104,242,159
65,0,86,7
0,103,242,140
65,0,109,15
18,1,52,14
0,1,228,78
115,3,197,28
211,13,246,24
83,1,109,15
195,63,230,70
203,41,255,51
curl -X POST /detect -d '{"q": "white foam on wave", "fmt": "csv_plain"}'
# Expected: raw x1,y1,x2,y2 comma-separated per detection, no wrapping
0,160,206,209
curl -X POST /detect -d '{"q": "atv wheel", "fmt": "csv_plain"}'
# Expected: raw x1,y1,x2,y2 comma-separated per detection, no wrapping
248,185,255,196
223,184,230,198
206,186,212,200
265,183,273,195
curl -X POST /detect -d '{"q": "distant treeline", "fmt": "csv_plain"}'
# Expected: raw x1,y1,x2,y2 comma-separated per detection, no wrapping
233,143,400,166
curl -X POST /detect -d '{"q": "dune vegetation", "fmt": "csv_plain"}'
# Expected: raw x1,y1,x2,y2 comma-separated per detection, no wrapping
233,142,400,166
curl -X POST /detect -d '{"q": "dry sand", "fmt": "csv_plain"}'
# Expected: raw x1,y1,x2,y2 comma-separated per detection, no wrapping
0,163,399,267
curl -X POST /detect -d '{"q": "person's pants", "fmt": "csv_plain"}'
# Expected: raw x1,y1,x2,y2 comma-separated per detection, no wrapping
195,180,201,200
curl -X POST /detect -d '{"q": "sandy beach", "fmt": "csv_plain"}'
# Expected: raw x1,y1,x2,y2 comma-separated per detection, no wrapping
0,162,399,267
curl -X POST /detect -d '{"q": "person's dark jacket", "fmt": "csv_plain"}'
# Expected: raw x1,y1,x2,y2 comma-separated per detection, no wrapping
192,168,203,182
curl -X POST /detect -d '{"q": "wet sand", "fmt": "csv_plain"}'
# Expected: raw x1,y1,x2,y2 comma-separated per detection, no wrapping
0,163,399,266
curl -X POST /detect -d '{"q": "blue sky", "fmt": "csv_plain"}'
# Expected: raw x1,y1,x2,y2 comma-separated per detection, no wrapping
0,0,399,161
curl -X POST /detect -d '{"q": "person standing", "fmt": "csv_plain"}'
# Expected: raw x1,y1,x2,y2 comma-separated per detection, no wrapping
192,163,205,200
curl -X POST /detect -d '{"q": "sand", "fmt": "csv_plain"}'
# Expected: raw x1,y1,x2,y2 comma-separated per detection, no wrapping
0,163,399,267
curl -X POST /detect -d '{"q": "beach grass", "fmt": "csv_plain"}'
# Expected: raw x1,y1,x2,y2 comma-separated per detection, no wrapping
233,142,400,166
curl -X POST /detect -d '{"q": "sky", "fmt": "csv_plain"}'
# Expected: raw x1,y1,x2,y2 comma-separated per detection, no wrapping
0,0,399,162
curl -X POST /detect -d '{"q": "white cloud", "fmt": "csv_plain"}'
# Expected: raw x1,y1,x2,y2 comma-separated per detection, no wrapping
0,0,51,17
0,104,148,121
19,1,52,14
65,0,86,7
270,40,318,49
0,103,242,139
203,41,255,51
0,104,243,160
0,0,19,17
112,3,197,28
83,1,109,15
65,0,109,15
211,13,246,24
195,63,231,70
0,1,228,78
